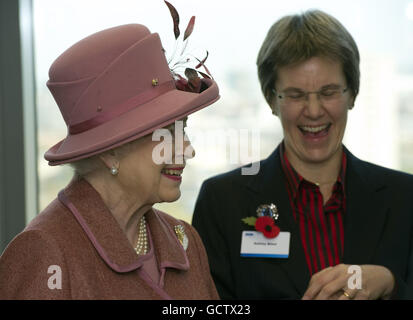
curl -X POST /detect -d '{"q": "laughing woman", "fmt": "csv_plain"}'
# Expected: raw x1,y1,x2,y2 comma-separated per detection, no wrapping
0,19,219,299
193,10,413,300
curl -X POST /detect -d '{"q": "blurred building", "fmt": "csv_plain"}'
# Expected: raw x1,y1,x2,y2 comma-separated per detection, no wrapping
344,50,400,169
397,74,413,174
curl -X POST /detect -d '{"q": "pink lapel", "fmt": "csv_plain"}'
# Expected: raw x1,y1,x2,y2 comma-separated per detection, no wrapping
58,178,189,276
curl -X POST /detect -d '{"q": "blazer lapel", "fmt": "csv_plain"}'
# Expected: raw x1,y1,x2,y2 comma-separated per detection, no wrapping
343,148,389,264
243,146,389,295
247,147,310,296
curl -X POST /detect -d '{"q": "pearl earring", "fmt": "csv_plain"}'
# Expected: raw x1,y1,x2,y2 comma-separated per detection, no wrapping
110,166,119,176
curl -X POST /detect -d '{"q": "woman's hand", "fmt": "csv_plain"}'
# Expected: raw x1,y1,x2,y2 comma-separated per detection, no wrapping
301,264,395,300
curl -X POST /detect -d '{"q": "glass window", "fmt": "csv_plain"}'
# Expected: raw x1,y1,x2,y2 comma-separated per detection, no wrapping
33,0,413,223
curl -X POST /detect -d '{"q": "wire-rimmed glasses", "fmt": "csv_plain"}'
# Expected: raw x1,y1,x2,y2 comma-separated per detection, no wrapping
272,85,349,106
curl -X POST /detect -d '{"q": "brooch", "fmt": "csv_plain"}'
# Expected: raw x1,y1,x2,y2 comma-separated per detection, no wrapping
242,204,280,239
174,225,188,250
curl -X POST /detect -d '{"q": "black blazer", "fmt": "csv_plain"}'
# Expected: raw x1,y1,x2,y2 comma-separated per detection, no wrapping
192,146,413,299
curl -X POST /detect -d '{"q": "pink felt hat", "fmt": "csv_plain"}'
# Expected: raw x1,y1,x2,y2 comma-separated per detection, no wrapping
44,24,219,165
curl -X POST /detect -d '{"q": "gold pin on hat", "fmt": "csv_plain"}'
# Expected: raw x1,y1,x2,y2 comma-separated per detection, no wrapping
174,225,188,250
151,78,159,86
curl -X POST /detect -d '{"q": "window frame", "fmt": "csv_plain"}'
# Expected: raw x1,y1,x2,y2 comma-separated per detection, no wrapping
0,0,38,253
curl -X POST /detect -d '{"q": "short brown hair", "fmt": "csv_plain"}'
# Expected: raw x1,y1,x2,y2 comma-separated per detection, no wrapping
257,9,360,106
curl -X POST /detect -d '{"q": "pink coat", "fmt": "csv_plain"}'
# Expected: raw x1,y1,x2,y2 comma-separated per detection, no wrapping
0,178,219,299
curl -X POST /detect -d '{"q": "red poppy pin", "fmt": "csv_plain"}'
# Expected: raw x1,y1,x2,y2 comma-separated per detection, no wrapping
242,204,280,239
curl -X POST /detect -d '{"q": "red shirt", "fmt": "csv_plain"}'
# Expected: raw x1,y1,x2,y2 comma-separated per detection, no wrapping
280,143,347,276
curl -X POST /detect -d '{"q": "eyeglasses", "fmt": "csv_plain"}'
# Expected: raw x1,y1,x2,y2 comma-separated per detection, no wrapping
272,86,349,106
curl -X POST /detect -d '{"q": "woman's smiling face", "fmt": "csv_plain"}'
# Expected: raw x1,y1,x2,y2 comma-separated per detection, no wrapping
113,117,194,205
273,56,354,165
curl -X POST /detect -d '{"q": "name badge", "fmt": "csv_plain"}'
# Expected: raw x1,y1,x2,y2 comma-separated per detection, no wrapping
240,231,290,258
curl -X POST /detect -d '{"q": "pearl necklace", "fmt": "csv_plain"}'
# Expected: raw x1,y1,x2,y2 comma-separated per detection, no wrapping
134,215,148,255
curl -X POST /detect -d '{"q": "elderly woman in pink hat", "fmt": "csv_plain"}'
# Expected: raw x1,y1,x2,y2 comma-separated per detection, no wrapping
0,4,219,299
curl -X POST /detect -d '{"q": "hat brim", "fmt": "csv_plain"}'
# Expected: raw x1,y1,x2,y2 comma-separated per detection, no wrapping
44,79,219,165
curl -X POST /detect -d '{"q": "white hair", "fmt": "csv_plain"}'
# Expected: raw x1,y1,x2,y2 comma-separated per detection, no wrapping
67,137,142,177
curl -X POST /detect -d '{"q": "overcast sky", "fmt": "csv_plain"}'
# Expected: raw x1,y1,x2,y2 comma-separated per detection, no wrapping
33,0,413,83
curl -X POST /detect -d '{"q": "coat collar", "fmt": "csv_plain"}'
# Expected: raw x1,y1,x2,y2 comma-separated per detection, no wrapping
245,144,389,296
58,177,189,274
279,141,347,200
342,147,389,264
